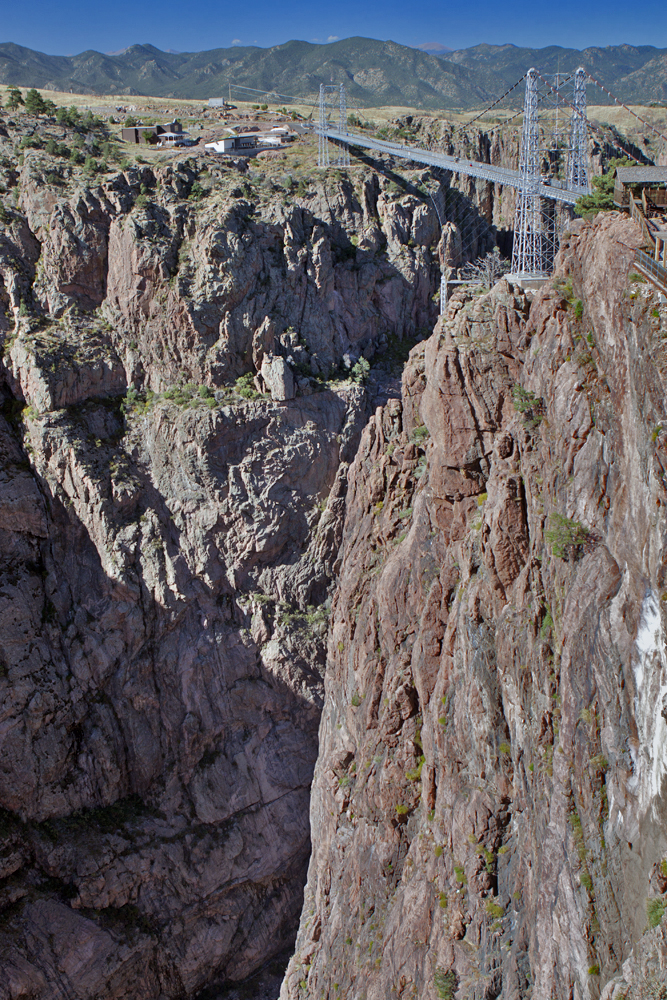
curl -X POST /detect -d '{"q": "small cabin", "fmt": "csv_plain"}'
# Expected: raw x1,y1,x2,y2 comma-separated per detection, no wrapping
614,166,667,211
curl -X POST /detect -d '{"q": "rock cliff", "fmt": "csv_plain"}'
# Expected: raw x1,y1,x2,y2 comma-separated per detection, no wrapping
0,116,458,997
282,213,667,1000
1,105,666,1000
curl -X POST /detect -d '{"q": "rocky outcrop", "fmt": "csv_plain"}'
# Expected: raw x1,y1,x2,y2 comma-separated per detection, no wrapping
282,213,667,1000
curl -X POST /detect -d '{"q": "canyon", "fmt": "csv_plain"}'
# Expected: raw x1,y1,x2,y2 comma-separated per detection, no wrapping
0,107,666,1000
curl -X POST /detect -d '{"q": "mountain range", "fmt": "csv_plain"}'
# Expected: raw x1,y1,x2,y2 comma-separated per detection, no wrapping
0,37,665,109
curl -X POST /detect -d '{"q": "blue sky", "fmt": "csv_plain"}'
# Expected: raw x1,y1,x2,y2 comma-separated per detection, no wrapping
3,0,666,55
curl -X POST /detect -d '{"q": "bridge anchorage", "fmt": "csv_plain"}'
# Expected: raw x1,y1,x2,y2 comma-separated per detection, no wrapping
316,69,625,281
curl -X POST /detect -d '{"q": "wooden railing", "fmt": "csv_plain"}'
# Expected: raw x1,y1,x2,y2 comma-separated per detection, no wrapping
633,249,667,295
630,193,655,248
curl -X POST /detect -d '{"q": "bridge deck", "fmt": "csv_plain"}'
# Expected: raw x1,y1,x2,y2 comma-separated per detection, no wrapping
318,128,587,205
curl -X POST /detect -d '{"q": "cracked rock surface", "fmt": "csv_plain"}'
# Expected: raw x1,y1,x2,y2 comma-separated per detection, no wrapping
282,215,667,1000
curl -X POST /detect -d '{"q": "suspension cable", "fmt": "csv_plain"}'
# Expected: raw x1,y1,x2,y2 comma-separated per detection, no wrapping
533,70,645,165
451,75,527,134
585,73,667,144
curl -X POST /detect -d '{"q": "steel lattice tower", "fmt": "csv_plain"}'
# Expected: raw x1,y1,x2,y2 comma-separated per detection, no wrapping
567,67,589,192
338,83,350,167
511,68,543,276
318,84,330,168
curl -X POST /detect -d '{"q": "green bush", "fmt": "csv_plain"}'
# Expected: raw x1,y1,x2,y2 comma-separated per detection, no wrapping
453,863,467,884
574,157,633,218
406,755,425,781
235,372,261,400
434,969,456,1000
485,898,504,918
545,512,590,559
647,897,666,928
56,105,81,128
351,357,370,383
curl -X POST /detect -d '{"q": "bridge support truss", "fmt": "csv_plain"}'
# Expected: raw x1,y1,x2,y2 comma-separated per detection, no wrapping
318,84,350,168
511,65,590,278
511,68,542,277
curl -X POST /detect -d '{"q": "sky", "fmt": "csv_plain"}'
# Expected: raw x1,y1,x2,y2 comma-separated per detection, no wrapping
2,0,666,56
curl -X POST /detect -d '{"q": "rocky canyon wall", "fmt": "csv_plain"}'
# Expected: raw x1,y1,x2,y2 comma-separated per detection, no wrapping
1,103,666,1000
281,213,667,1000
0,113,475,998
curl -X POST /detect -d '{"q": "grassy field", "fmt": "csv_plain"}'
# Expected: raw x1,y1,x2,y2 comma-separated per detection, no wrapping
4,86,665,167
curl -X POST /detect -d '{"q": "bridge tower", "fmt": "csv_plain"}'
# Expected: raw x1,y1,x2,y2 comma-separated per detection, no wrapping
338,83,350,167
567,67,589,193
511,68,543,276
318,84,330,169
319,83,350,168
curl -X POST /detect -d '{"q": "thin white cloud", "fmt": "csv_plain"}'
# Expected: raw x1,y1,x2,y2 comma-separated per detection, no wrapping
232,38,242,45
311,37,322,42
327,35,339,42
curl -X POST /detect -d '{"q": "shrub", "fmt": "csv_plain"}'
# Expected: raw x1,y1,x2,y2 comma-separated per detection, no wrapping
189,180,205,200
574,157,633,218
56,105,82,128
411,424,430,442
434,969,456,1000
647,897,666,928
512,384,543,427
485,898,504,918
574,299,583,321
545,512,590,559
350,692,361,707
351,357,370,383
453,863,467,884
406,755,425,781
235,372,260,399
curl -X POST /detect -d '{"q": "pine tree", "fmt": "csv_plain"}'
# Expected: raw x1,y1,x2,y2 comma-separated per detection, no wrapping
5,86,24,111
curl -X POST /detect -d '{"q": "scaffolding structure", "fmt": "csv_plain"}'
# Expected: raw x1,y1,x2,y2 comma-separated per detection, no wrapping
511,66,591,277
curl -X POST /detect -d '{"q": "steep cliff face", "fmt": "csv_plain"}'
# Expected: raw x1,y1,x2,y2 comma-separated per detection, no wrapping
0,122,463,997
282,213,667,1000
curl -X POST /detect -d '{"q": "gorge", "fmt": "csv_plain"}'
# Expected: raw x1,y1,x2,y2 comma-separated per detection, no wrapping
0,107,666,1000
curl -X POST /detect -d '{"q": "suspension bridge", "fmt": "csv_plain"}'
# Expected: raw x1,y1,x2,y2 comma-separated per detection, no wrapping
315,68,667,281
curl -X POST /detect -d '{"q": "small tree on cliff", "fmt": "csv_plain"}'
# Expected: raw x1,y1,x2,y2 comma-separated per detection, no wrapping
574,157,633,218
4,86,24,110
460,247,510,290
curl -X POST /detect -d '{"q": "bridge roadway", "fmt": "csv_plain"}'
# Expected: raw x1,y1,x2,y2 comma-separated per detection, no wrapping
317,127,588,205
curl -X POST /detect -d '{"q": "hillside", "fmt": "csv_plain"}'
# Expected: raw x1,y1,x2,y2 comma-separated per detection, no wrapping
0,38,492,110
1,37,666,109
447,42,667,104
